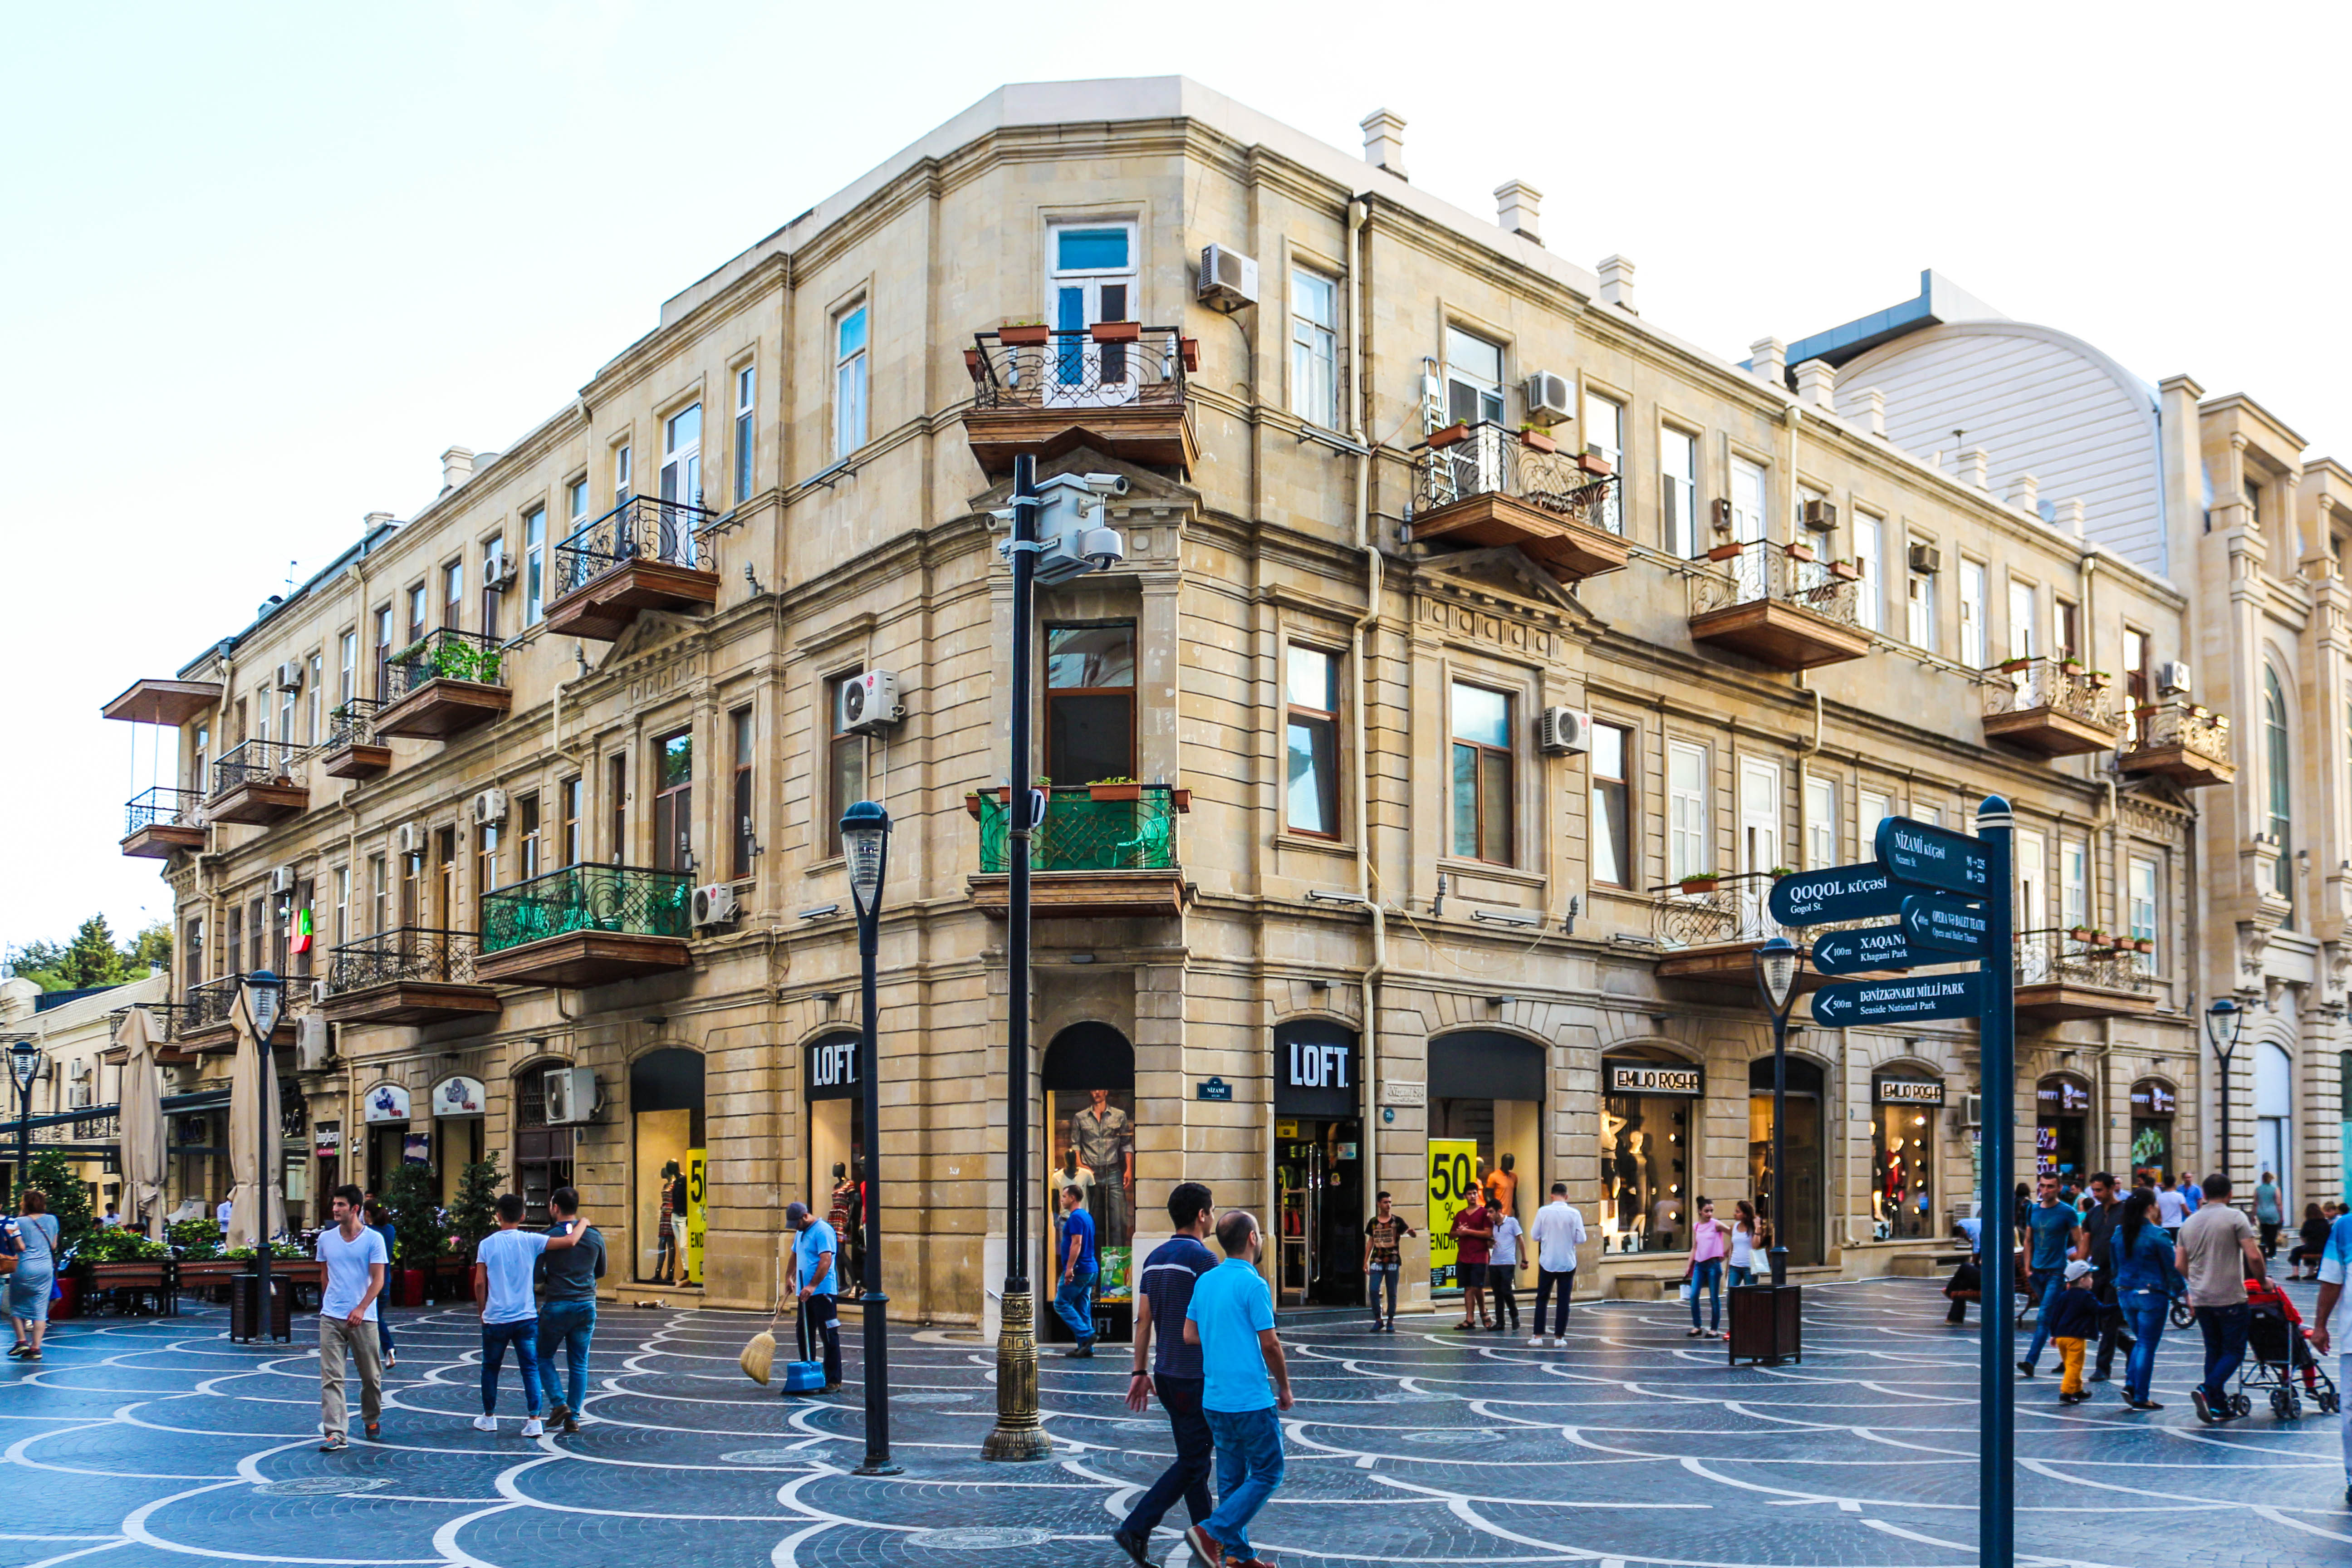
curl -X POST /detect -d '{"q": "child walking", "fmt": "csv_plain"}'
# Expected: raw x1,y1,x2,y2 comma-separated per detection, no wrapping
2043,1259,2105,1404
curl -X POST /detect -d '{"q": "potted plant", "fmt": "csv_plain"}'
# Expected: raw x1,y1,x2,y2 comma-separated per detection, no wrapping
1519,425,1557,454
1169,788,1192,812
1089,319,1142,343
1178,337,1200,372
2060,654,2084,671
1088,776,1143,803
1576,451,1614,478
1828,559,1862,581
2132,936,2156,954
1785,540,1817,563
1767,867,1794,880
1678,872,1720,895
1705,541,1747,563
1427,422,1471,449
961,347,983,377
1000,318,1051,347
1994,655,2035,673
2085,670,2113,689
2067,924,2096,944
385,1161,442,1308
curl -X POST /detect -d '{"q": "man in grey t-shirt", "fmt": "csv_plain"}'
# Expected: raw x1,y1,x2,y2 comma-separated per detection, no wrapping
2175,1172,2265,1424
534,1187,605,1435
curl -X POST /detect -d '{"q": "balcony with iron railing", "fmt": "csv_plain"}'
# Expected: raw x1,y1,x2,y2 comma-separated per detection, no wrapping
176,973,306,1052
544,495,721,641
1642,871,1889,987
323,927,500,1025
374,628,511,741
1686,539,1871,671
121,786,207,858
1405,422,1628,585
1981,658,2124,757
967,784,1191,918
960,324,1197,475
104,1002,191,1064
206,740,309,826
2014,928,2158,1020
2121,700,2234,788
475,864,693,987
319,697,392,780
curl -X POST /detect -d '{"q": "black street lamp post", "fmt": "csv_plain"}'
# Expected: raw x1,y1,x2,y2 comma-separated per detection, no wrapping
840,799,900,1477
8,1039,43,1202
1753,937,1801,1290
245,971,282,1342
2204,995,2245,1191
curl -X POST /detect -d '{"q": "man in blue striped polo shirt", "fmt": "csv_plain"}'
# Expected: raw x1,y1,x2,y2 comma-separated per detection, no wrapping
1113,1181,1218,1566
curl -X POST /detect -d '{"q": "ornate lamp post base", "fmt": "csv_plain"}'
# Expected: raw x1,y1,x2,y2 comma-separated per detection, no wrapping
980,1287,1053,1461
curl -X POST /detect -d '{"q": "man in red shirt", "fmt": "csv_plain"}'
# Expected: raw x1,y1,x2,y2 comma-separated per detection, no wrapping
1451,1199,1495,1330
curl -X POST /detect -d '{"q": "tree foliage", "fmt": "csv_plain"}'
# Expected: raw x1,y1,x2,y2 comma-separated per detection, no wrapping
8,917,172,992
23,1150,96,1257
448,1155,505,1261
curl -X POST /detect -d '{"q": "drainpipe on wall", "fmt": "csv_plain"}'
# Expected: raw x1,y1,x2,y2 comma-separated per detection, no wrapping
1345,195,1390,1268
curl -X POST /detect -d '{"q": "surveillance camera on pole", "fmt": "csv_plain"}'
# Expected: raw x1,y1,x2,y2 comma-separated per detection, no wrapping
995,470,1130,583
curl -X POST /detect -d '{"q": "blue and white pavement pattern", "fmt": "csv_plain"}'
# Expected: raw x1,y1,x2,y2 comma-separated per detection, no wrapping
1,1278,2344,1567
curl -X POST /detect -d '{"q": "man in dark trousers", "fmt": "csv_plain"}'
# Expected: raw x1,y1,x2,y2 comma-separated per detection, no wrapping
1112,1181,1217,1567
2076,1171,2136,1383
784,1201,842,1394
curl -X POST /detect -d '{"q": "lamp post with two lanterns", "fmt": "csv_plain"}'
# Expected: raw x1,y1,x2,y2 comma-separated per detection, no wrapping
839,800,900,1476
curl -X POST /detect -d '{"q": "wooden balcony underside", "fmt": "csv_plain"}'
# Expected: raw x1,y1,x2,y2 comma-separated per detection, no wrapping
208,779,308,826
544,561,720,642
960,404,1195,476
2120,744,2234,788
320,742,393,780
968,870,1191,918
176,1020,297,1055
120,823,206,859
372,679,510,741
1982,706,2121,758
474,931,692,988
321,982,501,1027
102,679,221,726
2015,982,2158,1022
1410,493,1629,583
1688,600,1871,670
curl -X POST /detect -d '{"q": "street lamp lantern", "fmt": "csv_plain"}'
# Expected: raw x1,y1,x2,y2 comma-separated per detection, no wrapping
837,799,899,1475
2205,995,2247,1191
4,1038,35,1207
841,801,891,922
8,1039,41,1093
1755,938,1800,1015
245,970,283,1039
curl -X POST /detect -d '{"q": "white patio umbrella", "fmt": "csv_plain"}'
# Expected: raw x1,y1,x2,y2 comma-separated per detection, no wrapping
225,985,285,1248
116,1006,169,1243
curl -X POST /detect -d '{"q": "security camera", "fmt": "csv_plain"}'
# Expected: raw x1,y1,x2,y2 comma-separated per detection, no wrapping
1080,473,1129,498
1080,527,1127,571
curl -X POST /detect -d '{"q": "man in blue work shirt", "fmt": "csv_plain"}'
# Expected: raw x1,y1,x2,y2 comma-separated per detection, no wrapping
1183,1210,1293,1568
1113,1181,1217,1566
785,1201,842,1394
2018,1174,2080,1378
1054,1183,1099,1357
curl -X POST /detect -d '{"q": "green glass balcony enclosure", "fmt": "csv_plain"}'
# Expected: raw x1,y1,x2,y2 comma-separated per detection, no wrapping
970,784,1188,917
475,864,694,987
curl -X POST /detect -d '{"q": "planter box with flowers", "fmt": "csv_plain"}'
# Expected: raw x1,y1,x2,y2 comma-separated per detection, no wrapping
2067,925,2097,944
1828,559,1861,580
1705,542,1747,563
1677,874,1720,895
1519,427,1557,454
1576,451,1614,478
1088,779,1143,803
1427,422,1471,450
1089,320,1142,343
1784,541,1817,563
1000,322,1052,347
2132,937,2155,954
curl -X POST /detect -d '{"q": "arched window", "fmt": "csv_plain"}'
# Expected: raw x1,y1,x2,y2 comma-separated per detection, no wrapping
2255,1040,2293,1208
2266,665,2292,906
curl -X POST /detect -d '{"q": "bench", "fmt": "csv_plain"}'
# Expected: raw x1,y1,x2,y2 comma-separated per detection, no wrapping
84,1261,175,1317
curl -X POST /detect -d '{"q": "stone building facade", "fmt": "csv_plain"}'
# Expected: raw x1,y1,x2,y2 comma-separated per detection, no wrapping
102,78,2212,1319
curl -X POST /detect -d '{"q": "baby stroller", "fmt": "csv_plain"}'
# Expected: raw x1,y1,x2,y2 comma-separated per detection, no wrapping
2236,1283,2341,1421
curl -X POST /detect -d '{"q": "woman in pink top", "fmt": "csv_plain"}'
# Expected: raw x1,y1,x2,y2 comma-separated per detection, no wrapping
1683,1198,1732,1338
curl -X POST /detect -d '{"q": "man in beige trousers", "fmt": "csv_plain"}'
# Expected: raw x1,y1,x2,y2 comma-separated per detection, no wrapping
314,1183,388,1451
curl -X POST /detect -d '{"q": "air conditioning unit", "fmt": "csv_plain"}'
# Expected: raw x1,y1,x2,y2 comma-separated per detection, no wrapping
308,980,328,1007
472,789,509,826
692,882,740,929
1196,244,1260,313
296,1015,331,1071
483,557,518,592
1908,543,1944,575
274,662,304,692
271,865,294,892
1960,1093,1983,1128
1710,497,1734,531
1523,372,1574,427
543,1065,597,1126
1801,499,1839,533
67,1084,92,1110
395,823,418,854
1538,706,1593,755
838,671,903,735
2157,660,2192,696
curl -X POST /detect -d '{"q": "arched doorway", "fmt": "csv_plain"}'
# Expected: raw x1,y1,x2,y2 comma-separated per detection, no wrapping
1869,1066,1947,1241
1749,1056,1826,1266
1428,1031,1544,1295
2035,1073,2092,1186
1273,1019,1362,1308
2255,1041,2293,1207
630,1048,704,1287
513,1065,573,1225
1041,1022,1135,1343
1600,1046,1700,1254
2128,1078,2178,1186
804,1030,864,1281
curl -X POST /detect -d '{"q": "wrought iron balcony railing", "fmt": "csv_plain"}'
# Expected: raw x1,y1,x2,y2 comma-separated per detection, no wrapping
1689,540,1862,626
965,326,1189,413
1984,658,2121,731
2129,701,2232,764
125,786,204,837
180,973,309,1036
327,927,480,993
2015,928,2157,993
109,1002,185,1045
382,628,505,701
1409,421,1620,533
977,786,1181,874
479,864,693,955
554,495,716,599
1647,871,1788,950
323,697,382,751
210,740,303,798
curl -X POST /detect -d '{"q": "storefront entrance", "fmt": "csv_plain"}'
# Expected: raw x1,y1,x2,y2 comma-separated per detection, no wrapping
1041,1022,1135,1344
2128,1079,2176,1186
1601,1050,1700,1254
1274,1020,1362,1307
1748,1056,1825,1266
1870,1071,1944,1240
360,1080,414,1198
630,1049,705,1286
2035,1073,2091,1185
805,1030,865,1281
1427,1031,1544,1296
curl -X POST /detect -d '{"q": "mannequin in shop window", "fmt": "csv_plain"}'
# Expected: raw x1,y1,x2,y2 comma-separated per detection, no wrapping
654,1161,681,1283
1484,1153,1519,1219
1071,1088,1133,1246
828,1164,856,1265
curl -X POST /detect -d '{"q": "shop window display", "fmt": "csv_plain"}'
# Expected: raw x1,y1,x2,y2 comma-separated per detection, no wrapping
630,1048,705,1286
2128,1079,2176,1185
1040,1021,1139,1340
1747,1055,1826,1266
1870,1074,1945,1240
1600,1053,1697,1254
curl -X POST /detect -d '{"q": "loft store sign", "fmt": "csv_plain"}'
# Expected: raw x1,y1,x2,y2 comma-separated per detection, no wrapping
809,1037,858,1093
1288,1039,1352,1090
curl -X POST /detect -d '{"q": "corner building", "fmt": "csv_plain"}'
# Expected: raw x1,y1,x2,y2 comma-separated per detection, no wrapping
105,78,2206,1321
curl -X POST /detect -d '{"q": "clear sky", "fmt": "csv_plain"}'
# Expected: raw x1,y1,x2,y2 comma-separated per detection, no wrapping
6,0,2348,956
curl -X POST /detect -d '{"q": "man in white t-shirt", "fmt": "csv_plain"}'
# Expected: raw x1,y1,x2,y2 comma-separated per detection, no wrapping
2155,1176,2191,1230
2308,1209,2352,1509
471,1191,590,1436
216,1195,234,1230
314,1184,388,1452
1528,1182,1587,1344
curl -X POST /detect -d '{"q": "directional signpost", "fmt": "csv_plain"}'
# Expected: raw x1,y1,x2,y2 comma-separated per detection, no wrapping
1773,800,2015,1568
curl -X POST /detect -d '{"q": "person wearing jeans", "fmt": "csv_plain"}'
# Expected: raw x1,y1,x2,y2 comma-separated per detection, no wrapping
1362,1191,1413,1331
2110,1188,2184,1411
1685,1197,1729,1338
786,1202,843,1393
471,1191,590,1435
1182,1211,1292,1568
2018,1175,2081,1377
1113,1181,1218,1567
1529,1183,1586,1341
534,1186,606,1435
1054,1184,1099,1356
2175,1172,2266,1424
2308,1207,2352,1508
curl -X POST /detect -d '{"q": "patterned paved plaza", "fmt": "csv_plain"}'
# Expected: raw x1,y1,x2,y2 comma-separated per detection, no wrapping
1,1277,2344,1567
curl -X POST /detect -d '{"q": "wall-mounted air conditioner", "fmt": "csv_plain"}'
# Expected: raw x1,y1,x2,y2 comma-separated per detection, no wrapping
692,883,740,929
544,1066,597,1125
472,789,509,826
483,557,518,592
1523,372,1574,427
274,662,304,692
271,865,294,893
838,671,903,735
395,823,419,854
2157,660,2191,696
1908,543,1944,575
1802,499,1838,533
1197,245,1259,313
1537,706,1592,755
1960,1093,1983,1128
296,1015,332,1072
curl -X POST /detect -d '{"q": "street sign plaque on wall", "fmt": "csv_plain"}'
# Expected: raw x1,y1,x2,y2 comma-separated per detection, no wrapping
1811,970,1985,1027
1902,893,1992,956
1874,817,1994,899
1767,863,1905,927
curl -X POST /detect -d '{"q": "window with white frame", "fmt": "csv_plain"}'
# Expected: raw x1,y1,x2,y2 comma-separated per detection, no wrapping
2006,578,2036,661
734,363,756,501
1289,268,1338,429
614,442,633,502
1906,552,1936,651
1443,327,1504,427
1853,513,1883,632
1730,456,1767,544
2129,857,2159,971
338,631,357,707
1959,559,1987,668
306,653,323,743
1584,391,1624,534
1667,740,1707,882
1804,775,1836,869
524,505,546,624
834,303,868,457
1661,426,1698,557
2061,840,2088,930
1859,789,1892,849
661,402,702,510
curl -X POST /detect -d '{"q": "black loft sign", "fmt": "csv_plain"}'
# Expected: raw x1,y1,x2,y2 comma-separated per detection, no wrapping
807,1035,859,1100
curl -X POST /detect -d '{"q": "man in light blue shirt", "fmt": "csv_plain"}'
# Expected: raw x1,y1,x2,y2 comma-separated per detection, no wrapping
2305,1210,2352,1508
1183,1211,1292,1567
787,1201,843,1393
1054,1184,1100,1357
471,1192,590,1436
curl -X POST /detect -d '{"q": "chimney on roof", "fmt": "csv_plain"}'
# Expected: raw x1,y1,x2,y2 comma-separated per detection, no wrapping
363,511,394,531
1794,358,1837,410
1748,337,1787,387
1960,447,1989,490
441,446,477,493
1494,181,1542,245
2060,497,2086,539
1597,255,1636,312
2008,473,2040,516
1851,386,1887,438
1360,109,1407,180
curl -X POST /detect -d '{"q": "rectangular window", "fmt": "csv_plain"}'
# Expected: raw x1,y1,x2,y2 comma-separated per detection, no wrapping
1049,221,1138,393
730,706,755,879
2061,840,2089,930
368,854,387,935
1804,775,1836,869
2122,627,2150,710
1590,722,1631,887
192,723,209,795
404,584,426,647
1906,557,1936,651
480,535,505,640
1860,789,1892,848
2130,856,2160,972
2016,828,2048,932
277,680,294,746
1666,741,1707,882
607,755,627,865
559,778,583,867
1450,683,1515,863
338,631,357,707
1045,623,1138,785
307,653,323,743
1661,427,1698,558
333,865,350,950
662,402,702,511
517,791,541,883
734,363,756,501
826,675,865,858
615,442,633,501
652,730,692,873
2054,598,2080,661
1853,514,1883,632
524,506,546,625
568,478,588,529
373,606,393,696
474,819,499,907
834,304,869,458
247,896,265,972
2007,579,2037,664
1583,391,1624,534
442,559,464,631
1443,327,1504,426
1959,559,1987,668
225,905,242,978
1730,457,1767,545
1284,645,1341,837
184,917,204,988
1289,269,1338,428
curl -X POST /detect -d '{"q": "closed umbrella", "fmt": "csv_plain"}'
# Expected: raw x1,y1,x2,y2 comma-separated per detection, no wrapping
116,1007,168,1243
225,988,284,1249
